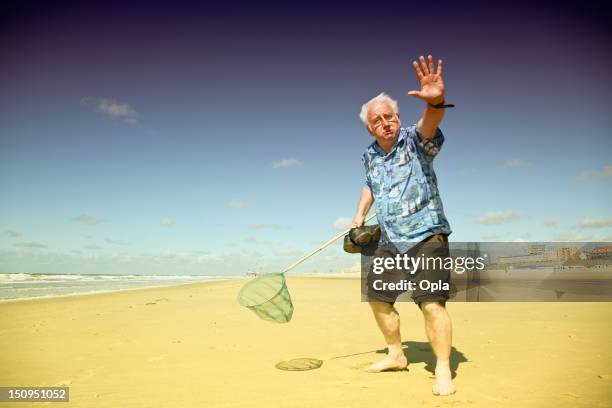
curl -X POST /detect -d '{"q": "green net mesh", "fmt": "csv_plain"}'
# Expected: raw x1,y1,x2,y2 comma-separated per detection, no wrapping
275,358,323,371
237,273,294,323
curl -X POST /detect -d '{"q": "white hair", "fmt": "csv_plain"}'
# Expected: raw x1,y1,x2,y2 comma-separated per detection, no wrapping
359,92,399,127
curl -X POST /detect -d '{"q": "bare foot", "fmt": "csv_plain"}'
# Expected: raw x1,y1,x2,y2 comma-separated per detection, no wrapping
432,365,456,396
365,353,408,372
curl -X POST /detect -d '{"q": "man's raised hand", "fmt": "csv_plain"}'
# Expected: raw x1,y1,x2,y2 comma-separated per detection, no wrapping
407,55,445,105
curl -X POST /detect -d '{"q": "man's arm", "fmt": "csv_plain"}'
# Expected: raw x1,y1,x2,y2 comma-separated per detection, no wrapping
407,55,448,139
417,103,445,140
351,187,373,227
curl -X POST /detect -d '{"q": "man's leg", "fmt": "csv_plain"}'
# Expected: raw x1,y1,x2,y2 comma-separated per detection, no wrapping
366,301,408,372
420,301,456,396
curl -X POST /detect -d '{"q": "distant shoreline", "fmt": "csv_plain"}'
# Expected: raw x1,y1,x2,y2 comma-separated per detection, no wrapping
0,275,244,304
0,273,362,304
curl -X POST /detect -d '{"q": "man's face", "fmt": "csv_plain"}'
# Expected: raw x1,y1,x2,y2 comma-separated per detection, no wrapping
366,101,401,145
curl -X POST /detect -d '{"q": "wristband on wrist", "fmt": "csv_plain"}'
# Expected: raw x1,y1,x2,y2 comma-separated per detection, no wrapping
428,100,455,109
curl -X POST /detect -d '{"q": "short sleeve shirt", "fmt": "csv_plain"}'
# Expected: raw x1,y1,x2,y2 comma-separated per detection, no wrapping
362,124,452,253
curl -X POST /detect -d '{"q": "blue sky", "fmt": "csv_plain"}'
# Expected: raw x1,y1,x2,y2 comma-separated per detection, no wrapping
1,1,610,275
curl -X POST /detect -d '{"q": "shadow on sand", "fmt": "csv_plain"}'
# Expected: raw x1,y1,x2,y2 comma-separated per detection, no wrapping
328,341,468,378
374,341,468,378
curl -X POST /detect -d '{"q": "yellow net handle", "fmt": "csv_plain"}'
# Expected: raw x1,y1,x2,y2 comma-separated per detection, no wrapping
281,213,377,274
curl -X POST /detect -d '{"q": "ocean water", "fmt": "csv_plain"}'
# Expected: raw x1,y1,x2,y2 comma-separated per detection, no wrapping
0,273,236,302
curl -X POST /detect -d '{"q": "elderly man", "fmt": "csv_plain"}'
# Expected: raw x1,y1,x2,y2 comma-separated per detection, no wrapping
351,55,455,396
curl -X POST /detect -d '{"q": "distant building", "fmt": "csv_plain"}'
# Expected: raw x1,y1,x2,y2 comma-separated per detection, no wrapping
589,246,612,260
557,246,579,261
495,244,583,265
543,250,559,261
528,244,546,255
497,253,544,264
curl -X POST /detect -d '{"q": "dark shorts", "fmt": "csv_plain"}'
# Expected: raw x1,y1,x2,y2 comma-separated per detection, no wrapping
364,234,451,306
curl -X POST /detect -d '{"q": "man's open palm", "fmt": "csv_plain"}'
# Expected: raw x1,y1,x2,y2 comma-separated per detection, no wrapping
408,55,445,104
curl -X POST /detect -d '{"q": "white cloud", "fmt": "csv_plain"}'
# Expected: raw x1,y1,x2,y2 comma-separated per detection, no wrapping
333,217,352,230
161,217,174,226
544,218,557,227
512,232,532,242
81,96,138,124
0,248,266,276
505,159,529,168
153,250,222,265
576,164,612,180
14,241,47,249
73,214,104,225
576,217,612,229
228,198,255,209
244,236,258,243
480,233,500,241
342,262,361,273
476,211,518,225
272,158,301,169
552,233,594,242
5,230,22,238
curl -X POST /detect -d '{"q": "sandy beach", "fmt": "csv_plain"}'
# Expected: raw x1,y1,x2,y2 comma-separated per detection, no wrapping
1,276,611,408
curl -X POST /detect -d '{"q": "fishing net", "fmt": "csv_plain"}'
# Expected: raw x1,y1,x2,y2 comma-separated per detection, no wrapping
237,272,294,323
237,213,376,324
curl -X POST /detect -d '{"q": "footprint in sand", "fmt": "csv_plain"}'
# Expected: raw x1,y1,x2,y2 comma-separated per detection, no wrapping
146,298,169,305
54,367,100,387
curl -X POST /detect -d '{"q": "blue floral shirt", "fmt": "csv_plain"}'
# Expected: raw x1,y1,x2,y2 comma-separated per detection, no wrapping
362,124,452,253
